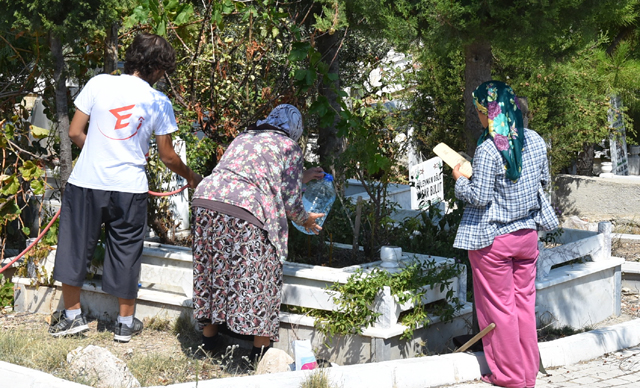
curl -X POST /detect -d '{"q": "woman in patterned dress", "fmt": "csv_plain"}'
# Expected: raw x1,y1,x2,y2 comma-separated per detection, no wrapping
191,104,325,362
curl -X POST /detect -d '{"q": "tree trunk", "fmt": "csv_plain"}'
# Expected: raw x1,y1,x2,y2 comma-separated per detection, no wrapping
517,96,530,128
462,40,491,337
103,22,119,74
463,40,492,157
576,142,595,176
50,34,72,191
316,30,345,178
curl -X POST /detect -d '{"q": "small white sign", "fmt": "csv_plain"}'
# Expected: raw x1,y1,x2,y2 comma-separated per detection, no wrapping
410,156,444,210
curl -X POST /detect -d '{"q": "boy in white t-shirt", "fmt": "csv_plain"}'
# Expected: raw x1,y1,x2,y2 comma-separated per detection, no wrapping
49,33,202,342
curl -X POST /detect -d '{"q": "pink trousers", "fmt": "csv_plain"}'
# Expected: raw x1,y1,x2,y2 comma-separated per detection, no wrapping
469,229,539,388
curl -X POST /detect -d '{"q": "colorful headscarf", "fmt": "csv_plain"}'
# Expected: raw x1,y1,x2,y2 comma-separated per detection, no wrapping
473,81,524,182
257,104,304,142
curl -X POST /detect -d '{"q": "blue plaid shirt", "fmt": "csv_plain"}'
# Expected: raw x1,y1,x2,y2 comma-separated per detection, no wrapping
453,128,551,251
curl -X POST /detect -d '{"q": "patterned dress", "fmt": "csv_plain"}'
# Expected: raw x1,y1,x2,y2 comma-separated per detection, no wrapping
191,129,308,340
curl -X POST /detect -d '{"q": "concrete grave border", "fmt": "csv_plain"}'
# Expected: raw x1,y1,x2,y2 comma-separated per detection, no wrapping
4,319,640,388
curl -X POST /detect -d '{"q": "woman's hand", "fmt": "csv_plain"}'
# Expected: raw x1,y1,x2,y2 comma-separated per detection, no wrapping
188,171,204,190
302,212,325,235
302,167,325,184
452,164,464,181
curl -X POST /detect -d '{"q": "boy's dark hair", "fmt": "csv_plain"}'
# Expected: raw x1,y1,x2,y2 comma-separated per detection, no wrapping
124,33,176,79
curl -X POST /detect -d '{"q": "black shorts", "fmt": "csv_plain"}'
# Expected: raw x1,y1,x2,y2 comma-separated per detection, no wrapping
53,183,148,299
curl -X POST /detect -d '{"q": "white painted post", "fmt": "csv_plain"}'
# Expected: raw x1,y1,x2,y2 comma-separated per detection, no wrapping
374,286,397,329
596,221,612,261
457,264,468,305
168,138,190,230
380,246,402,272
614,265,622,317
371,337,391,363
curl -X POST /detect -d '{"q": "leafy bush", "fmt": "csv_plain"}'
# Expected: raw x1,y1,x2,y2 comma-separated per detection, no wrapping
0,274,14,309
310,259,464,341
0,115,51,255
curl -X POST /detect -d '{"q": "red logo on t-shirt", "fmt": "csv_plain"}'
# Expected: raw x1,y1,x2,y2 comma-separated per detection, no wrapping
110,105,136,129
98,105,143,140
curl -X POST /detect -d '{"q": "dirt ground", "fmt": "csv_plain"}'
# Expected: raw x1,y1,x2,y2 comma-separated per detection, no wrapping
2,238,640,385
0,311,253,385
613,239,640,263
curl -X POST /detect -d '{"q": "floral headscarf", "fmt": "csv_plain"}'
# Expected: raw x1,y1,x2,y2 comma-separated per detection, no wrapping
473,80,524,182
257,104,304,142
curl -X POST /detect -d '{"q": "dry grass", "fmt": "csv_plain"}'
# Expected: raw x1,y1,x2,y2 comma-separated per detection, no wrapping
0,312,252,386
300,368,342,388
0,323,106,382
612,219,640,235
537,324,592,343
144,315,174,332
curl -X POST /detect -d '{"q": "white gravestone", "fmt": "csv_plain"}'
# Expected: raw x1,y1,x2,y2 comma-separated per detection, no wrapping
409,156,444,210
609,95,629,175
161,138,190,230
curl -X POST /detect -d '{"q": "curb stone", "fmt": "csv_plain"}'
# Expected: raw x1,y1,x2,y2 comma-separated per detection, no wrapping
0,361,92,388
148,319,640,387
3,318,640,387
149,319,640,387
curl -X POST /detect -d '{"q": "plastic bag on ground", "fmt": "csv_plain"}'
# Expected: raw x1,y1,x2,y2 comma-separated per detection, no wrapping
293,339,318,371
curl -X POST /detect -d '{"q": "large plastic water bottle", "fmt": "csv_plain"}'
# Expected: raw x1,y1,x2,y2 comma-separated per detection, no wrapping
292,173,336,235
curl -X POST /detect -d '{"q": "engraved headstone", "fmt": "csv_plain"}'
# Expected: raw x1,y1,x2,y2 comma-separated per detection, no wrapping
409,156,444,210
609,95,629,175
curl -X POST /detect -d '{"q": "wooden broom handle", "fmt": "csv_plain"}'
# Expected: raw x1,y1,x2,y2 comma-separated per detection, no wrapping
454,323,496,353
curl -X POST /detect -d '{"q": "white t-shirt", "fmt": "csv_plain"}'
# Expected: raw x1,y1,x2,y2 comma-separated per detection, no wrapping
68,74,178,193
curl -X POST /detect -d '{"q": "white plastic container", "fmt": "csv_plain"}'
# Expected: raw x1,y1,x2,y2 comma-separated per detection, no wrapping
292,173,336,235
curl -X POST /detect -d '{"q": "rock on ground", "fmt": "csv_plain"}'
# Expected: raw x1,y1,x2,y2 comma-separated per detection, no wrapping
67,345,140,388
255,348,294,375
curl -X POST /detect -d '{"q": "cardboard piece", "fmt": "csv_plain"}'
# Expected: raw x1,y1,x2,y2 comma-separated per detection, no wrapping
433,143,472,178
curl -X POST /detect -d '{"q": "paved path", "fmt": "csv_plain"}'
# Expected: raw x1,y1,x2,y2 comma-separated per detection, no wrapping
437,346,640,388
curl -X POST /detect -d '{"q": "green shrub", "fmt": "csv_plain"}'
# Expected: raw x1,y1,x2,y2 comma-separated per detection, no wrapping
0,274,14,309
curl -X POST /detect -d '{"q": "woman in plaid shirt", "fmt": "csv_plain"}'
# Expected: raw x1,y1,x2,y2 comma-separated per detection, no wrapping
452,81,558,388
